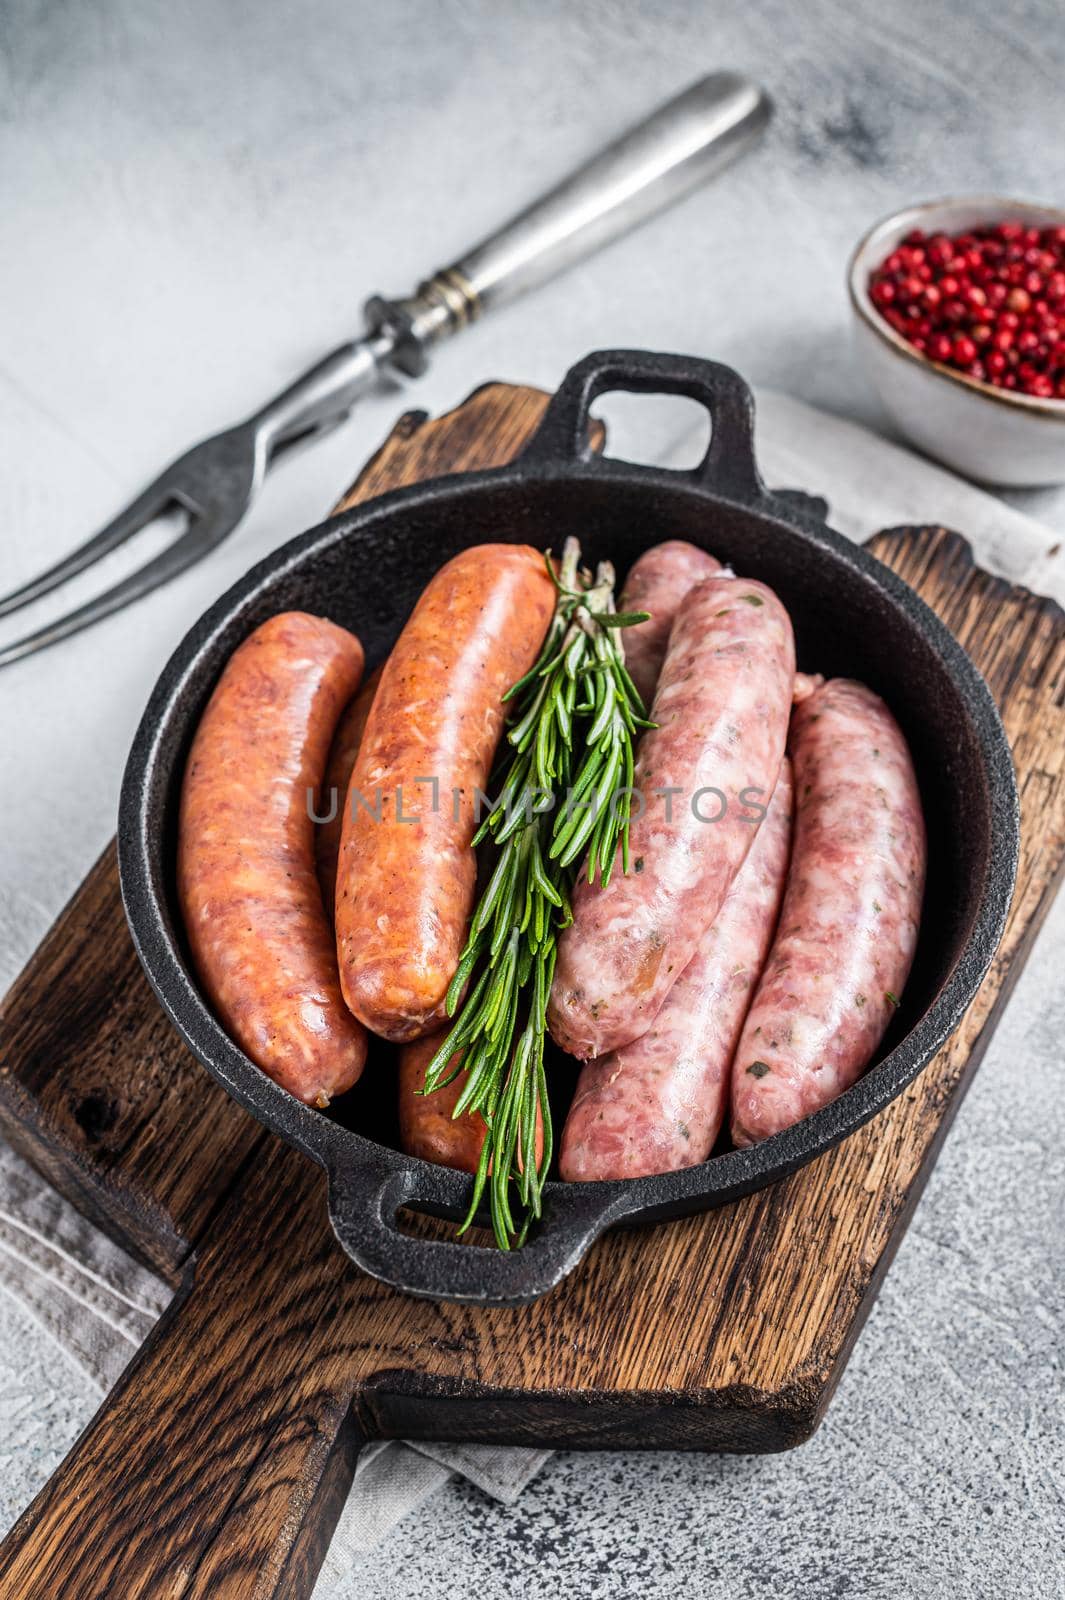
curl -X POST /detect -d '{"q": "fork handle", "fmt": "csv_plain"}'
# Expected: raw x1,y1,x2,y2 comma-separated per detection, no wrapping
251,75,769,446
365,72,770,375
249,335,395,451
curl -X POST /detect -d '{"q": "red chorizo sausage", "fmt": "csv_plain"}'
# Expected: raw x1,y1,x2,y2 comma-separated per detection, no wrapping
336,544,556,1042
730,678,926,1145
548,572,796,1060
398,1034,546,1173
315,662,383,921
178,611,367,1107
560,758,793,1179
398,1035,487,1173
618,540,721,708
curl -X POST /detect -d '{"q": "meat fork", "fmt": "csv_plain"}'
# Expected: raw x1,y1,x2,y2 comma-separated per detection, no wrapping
0,72,770,668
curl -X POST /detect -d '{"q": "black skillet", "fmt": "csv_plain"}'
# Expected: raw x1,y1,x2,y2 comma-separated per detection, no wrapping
118,350,1019,1305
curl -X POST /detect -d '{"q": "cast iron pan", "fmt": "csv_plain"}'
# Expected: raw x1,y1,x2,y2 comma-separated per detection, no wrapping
118,350,1019,1305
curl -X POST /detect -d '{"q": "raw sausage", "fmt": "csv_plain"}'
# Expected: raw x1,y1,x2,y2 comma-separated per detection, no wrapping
337,544,554,1041
315,663,383,920
336,544,556,1042
618,540,721,708
793,671,823,703
398,1034,486,1174
549,573,794,1060
548,572,795,1060
178,611,367,1107
561,758,793,1179
731,678,926,1145
398,1034,545,1173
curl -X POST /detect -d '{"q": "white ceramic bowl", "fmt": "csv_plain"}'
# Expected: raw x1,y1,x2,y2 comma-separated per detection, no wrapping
849,197,1065,487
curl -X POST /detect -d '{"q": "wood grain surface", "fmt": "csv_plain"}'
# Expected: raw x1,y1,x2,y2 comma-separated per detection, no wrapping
0,384,1062,1599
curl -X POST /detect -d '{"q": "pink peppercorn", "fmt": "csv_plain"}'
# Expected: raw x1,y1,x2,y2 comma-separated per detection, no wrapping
868,219,1065,398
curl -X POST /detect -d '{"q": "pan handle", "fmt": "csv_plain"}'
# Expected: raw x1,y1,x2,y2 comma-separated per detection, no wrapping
326,1153,626,1304
520,348,768,502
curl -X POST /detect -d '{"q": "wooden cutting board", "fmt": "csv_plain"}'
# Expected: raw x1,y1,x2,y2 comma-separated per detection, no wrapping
1,382,1063,1599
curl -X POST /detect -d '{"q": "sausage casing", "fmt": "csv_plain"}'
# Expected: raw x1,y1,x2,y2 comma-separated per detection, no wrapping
398,1034,545,1174
336,544,556,1042
618,540,721,708
315,663,383,921
730,678,926,1145
178,611,367,1107
548,572,796,1060
560,759,793,1179
398,1034,487,1174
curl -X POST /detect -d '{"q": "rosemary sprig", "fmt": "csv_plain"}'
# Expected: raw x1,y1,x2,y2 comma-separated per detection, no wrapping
419,536,650,1248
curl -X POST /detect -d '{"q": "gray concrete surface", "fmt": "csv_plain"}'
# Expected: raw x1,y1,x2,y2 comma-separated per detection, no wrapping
1,1,1064,1595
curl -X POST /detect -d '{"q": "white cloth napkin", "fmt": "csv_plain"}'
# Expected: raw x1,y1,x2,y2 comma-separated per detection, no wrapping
1,390,1063,1595
749,390,1065,603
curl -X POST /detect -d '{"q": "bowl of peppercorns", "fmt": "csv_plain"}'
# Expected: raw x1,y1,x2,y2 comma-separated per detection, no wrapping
849,197,1065,486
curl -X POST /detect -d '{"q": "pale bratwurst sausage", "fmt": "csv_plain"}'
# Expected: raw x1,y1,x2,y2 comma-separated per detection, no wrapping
548,572,796,1060
730,678,926,1146
618,539,721,708
178,611,368,1107
561,757,793,1180
336,544,556,1042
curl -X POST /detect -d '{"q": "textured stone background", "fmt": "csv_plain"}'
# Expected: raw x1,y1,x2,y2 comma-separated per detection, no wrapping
1,1,1063,1595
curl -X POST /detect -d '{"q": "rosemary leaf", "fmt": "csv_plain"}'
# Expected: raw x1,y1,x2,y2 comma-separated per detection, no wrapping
418,535,649,1248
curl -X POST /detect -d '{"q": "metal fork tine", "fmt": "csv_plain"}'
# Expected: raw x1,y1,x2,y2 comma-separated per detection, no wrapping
0,478,178,620
0,513,234,670
0,344,373,663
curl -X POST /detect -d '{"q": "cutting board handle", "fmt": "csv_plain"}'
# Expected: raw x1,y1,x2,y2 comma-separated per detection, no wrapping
0,1152,366,1599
